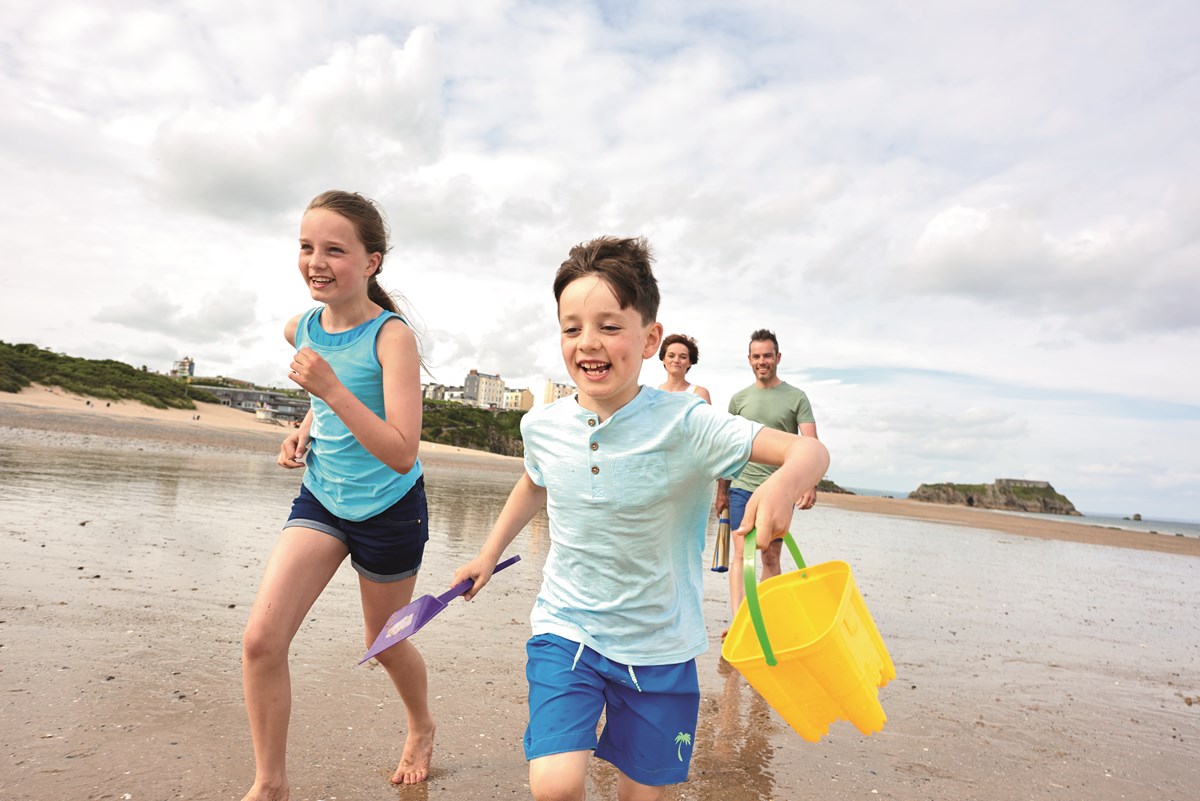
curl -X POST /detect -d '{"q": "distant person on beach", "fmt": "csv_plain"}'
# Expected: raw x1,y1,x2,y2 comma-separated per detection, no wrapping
239,190,433,800
657,333,712,403
453,237,829,801
716,328,821,624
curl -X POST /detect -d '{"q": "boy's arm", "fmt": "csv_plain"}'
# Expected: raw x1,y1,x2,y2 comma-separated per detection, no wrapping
795,420,820,509
454,472,547,600
734,428,829,548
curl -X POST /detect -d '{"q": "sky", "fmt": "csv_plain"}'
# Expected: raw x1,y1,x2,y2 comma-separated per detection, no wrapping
1,1,1198,521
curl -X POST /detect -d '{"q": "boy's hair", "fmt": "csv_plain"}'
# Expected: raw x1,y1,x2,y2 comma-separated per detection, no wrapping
659,333,699,365
307,190,398,314
749,328,779,353
553,236,660,324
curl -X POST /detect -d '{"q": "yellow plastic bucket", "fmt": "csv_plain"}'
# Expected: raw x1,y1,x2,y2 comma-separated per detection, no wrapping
720,530,895,742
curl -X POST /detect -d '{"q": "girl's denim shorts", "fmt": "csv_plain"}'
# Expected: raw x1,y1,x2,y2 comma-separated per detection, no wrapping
284,476,428,582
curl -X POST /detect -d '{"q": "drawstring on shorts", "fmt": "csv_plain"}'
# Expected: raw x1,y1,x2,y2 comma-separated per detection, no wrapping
567,640,642,693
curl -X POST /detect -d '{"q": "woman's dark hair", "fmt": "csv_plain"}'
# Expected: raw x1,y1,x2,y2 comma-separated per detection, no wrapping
659,333,699,366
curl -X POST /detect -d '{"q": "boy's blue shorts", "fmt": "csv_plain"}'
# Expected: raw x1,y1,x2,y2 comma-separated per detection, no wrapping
284,477,428,582
523,633,699,786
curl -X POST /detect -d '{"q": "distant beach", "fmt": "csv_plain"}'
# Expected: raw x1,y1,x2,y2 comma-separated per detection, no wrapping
2,384,1198,801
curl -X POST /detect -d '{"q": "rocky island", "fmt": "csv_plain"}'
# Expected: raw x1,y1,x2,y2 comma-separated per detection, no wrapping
909,478,1081,516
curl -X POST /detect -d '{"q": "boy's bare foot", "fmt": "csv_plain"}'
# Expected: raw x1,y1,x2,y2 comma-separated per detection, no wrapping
240,784,288,801
390,723,436,785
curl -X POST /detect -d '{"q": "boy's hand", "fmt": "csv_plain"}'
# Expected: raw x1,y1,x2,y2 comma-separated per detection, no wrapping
738,429,829,546
733,476,797,549
453,554,500,601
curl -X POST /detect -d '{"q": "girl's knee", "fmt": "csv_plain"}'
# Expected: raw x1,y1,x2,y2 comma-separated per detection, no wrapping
241,621,289,666
371,639,420,672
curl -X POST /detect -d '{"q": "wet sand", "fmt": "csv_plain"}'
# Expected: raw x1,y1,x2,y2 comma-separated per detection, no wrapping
2,385,1198,800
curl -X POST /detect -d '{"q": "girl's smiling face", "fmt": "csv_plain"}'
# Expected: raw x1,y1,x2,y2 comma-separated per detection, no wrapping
298,208,381,304
558,274,662,420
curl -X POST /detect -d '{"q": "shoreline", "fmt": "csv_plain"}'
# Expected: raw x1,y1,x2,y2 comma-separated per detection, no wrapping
3,383,1196,557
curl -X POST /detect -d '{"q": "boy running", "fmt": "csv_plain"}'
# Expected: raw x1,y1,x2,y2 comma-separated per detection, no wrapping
453,236,829,800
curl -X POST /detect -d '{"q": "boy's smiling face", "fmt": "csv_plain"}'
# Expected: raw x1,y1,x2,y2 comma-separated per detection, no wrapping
558,274,662,420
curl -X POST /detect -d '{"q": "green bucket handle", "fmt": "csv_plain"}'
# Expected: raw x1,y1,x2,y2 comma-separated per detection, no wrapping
743,528,806,667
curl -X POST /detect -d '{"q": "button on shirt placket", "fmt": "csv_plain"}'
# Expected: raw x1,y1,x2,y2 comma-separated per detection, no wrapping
586,417,605,499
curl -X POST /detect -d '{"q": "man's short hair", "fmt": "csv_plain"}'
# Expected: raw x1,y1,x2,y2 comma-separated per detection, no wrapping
553,236,660,324
749,328,779,353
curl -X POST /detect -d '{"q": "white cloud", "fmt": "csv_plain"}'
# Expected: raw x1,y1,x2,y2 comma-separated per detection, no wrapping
151,29,444,220
904,203,1200,337
94,285,259,342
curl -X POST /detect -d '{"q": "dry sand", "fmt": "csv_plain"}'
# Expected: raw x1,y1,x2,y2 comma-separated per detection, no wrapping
2,384,1198,801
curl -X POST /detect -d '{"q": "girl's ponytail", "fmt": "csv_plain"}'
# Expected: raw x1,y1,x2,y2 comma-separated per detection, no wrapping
367,275,400,314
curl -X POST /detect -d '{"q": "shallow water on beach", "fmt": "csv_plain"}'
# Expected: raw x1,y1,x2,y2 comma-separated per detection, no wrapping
2,434,1199,801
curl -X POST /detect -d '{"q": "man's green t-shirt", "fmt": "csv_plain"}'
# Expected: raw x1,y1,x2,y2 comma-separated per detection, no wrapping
728,381,815,492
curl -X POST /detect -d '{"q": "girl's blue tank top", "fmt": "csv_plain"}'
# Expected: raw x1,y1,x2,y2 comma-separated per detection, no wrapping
295,306,422,521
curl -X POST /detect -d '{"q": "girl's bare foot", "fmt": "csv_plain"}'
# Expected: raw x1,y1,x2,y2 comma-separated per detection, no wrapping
390,723,436,785
240,784,288,801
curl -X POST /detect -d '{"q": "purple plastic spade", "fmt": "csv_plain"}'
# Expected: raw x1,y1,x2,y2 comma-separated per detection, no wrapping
359,554,521,664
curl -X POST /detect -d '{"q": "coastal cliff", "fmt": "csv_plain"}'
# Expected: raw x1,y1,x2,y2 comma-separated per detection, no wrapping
909,479,1081,516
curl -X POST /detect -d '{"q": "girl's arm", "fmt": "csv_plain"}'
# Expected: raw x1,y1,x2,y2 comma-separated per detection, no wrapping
453,473,547,600
288,318,422,474
278,315,312,468
734,428,830,548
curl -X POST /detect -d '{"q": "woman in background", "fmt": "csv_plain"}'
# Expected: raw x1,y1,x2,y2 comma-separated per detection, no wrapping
658,333,711,403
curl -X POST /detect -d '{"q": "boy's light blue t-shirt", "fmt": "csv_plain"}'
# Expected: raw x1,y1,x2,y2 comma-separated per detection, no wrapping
521,386,762,665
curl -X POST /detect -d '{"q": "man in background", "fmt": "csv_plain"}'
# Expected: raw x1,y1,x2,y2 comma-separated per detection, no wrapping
716,328,820,623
